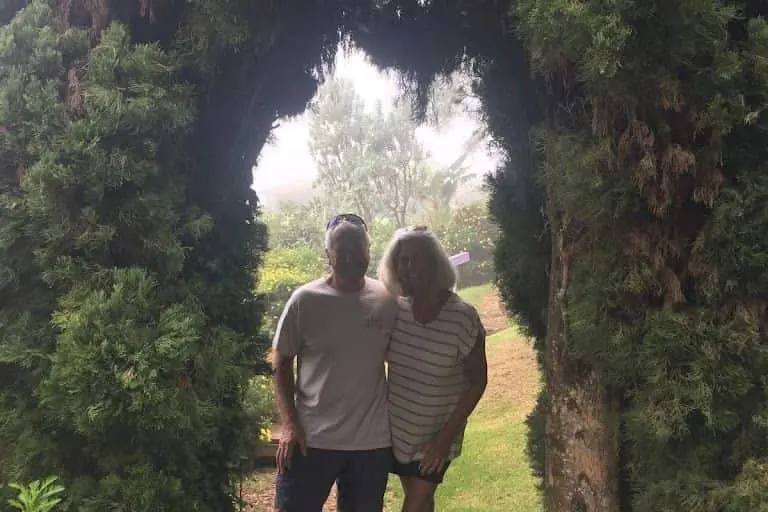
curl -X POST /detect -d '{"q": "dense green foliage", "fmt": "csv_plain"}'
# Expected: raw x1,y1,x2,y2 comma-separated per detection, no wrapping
512,0,768,507
257,245,325,332
0,0,295,508
240,375,278,468
262,201,331,253
3,0,768,509
478,0,768,508
428,201,498,287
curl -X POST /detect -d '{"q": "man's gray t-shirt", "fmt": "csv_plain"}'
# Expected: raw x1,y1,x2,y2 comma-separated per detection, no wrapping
272,277,397,451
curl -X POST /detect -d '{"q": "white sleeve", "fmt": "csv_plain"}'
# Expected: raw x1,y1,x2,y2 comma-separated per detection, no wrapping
272,291,303,358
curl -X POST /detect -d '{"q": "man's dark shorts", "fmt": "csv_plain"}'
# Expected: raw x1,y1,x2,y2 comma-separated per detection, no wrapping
390,453,452,485
275,447,390,512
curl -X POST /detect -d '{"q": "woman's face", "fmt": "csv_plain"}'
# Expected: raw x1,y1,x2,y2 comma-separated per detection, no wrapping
395,238,432,296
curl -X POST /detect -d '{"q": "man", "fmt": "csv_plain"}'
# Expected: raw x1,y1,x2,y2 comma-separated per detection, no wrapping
272,213,398,512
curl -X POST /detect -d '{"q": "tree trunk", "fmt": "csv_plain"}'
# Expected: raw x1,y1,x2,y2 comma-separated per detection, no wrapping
544,211,620,512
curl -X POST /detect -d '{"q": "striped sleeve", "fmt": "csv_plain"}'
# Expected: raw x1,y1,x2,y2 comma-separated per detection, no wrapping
457,305,484,360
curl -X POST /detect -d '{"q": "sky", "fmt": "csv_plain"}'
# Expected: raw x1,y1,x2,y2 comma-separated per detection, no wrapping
251,48,501,208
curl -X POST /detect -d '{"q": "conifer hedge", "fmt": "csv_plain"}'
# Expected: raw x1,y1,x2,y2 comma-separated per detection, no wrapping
2,0,767,510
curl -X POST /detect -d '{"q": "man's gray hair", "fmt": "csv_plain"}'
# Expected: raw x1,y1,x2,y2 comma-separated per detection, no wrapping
324,221,370,250
377,227,457,297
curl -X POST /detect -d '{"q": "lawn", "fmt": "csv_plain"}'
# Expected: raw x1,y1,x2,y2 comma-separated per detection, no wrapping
243,286,542,511
457,283,493,309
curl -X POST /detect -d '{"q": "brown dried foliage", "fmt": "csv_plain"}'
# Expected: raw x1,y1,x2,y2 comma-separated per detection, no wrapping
692,166,725,207
625,225,689,307
625,226,685,265
618,119,655,165
618,117,713,218
66,67,86,116
657,79,684,112
659,267,685,307
660,144,695,177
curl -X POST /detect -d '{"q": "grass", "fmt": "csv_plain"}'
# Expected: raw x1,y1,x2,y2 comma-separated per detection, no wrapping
457,283,493,309
243,285,542,511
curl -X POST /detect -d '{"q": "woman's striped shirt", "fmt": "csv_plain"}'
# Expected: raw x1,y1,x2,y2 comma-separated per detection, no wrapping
387,293,484,464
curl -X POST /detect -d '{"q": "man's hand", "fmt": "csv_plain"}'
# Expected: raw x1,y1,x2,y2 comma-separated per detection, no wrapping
418,431,452,475
276,420,307,474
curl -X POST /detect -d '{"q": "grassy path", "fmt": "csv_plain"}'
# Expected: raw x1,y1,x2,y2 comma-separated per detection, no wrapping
243,285,542,511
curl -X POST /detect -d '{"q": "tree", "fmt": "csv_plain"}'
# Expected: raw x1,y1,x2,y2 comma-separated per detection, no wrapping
308,63,488,227
263,199,329,253
0,6,266,508
309,74,434,227
368,97,432,226
0,0,344,508
308,76,379,221
428,201,497,287
422,165,474,216
415,70,488,218
493,1,768,510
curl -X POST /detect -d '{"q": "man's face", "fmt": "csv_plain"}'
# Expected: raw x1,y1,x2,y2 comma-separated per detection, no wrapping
326,225,370,281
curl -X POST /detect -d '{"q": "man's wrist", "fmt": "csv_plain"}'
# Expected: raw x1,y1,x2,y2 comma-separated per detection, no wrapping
282,414,301,429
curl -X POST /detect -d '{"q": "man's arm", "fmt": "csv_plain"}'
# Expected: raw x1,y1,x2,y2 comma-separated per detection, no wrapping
271,295,307,473
272,350,300,428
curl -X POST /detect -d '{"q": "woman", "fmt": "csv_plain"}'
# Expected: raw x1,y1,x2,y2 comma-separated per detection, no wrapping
378,226,488,512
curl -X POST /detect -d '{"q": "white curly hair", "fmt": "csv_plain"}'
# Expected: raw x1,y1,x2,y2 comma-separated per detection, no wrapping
377,226,457,297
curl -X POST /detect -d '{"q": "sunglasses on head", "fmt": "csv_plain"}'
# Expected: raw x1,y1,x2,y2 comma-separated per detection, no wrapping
326,213,368,231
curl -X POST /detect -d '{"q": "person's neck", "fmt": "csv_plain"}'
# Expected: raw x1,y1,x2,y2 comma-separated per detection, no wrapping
411,288,451,310
411,288,451,323
328,274,366,293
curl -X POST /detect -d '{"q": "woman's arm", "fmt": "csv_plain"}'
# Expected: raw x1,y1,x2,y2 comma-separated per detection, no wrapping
443,332,489,436
419,330,488,473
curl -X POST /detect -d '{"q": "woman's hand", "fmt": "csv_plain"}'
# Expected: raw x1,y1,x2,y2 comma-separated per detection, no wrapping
418,431,452,474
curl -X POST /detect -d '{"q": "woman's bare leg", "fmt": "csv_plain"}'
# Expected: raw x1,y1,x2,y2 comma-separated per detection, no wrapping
399,476,410,512
400,476,437,512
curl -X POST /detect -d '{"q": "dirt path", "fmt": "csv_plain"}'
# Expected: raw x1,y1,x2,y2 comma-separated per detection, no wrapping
478,290,510,335
241,474,338,511
483,321,539,413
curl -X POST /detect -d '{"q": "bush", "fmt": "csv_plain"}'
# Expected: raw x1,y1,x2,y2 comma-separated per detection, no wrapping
262,200,329,253
258,246,325,334
3,477,64,512
428,201,498,287
368,217,398,272
239,376,278,465
243,376,277,434
0,12,262,511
